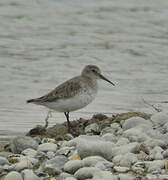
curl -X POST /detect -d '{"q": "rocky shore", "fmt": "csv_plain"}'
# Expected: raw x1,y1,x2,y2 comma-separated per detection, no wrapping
1,111,168,180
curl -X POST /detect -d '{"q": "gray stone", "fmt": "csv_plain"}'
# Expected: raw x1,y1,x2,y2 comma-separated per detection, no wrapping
123,126,149,142
102,133,118,143
13,159,33,171
116,137,129,146
0,156,10,166
122,117,151,130
117,174,136,180
149,146,164,160
56,146,75,157
85,123,100,134
146,174,158,180
21,169,40,180
4,171,23,180
151,112,168,126
163,149,168,158
145,160,165,173
65,177,77,180
59,172,74,180
112,142,140,156
74,167,114,180
67,135,115,160
119,153,138,167
159,175,168,180
37,143,57,152
82,156,113,170
44,155,68,175
41,138,56,144
0,151,13,158
10,136,38,154
47,151,55,159
113,166,130,173
74,167,98,179
21,148,37,158
64,160,83,174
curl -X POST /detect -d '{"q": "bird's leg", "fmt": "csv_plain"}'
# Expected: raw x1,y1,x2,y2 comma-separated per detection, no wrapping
64,112,71,132
44,110,52,128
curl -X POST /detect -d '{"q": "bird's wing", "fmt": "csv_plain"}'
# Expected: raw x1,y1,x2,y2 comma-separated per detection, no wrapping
33,76,82,103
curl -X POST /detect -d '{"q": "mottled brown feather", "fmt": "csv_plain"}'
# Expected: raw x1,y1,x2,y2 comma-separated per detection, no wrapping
32,76,83,103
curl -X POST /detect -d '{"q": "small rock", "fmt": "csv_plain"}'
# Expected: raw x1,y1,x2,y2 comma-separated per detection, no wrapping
85,123,100,134
159,175,168,180
4,171,23,180
64,160,83,174
21,148,37,158
14,159,33,171
146,160,165,173
146,174,157,180
117,174,136,180
113,166,130,173
59,172,74,180
102,133,118,143
65,178,77,180
119,153,138,167
47,151,55,159
56,146,75,157
21,169,40,180
149,146,164,160
38,143,57,152
116,137,129,146
44,155,68,175
41,138,56,144
122,117,151,130
0,156,10,166
82,156,113,170
151,111,168,126
10,136,38,154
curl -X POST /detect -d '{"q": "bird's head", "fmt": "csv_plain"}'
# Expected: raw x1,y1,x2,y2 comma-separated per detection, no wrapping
82,65,115,86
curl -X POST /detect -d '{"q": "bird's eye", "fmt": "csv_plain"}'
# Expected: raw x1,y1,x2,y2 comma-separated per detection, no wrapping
92,69,96,73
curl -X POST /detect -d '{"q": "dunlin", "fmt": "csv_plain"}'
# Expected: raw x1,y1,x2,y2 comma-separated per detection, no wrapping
27,65,115,131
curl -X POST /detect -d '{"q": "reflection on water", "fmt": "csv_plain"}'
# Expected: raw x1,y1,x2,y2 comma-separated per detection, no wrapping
0,0,168,135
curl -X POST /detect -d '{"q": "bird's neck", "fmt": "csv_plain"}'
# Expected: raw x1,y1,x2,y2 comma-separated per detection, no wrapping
83,76,98,89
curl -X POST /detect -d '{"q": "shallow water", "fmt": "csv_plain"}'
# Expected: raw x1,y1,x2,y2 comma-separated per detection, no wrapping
0,0,168,135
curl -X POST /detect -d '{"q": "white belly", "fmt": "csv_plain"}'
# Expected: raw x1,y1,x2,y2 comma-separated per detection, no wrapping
44,90,97,112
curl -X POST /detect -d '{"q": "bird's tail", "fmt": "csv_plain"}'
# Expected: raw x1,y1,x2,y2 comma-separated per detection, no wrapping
27,99,35,103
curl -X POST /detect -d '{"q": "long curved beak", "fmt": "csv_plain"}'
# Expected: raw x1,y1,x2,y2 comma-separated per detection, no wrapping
99,74,115,86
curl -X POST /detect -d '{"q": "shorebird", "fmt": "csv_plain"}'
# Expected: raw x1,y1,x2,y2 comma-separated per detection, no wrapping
27,65,115,132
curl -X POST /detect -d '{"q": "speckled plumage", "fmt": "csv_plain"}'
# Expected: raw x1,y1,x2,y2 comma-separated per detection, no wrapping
27,65,114,131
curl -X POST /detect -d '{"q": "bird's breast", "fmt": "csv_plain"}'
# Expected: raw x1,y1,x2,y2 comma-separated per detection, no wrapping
45,87,97,112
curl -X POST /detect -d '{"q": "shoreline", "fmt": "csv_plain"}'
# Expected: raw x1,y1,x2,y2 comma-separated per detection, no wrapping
0,111,168,180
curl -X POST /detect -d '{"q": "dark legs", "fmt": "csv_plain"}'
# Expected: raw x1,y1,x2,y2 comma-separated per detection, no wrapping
64,112,71,132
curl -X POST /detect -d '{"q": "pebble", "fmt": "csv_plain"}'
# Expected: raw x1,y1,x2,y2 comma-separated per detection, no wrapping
0,156,10,166
102,133,118,143
44,155,68,175
21,148,37,158
82,156,113,170
122,117,152,130
13,159,33,171
10,136,38,154
37,143,57,152
113,166,130,173
59,172,74,180
84,123,100,134
21,169,40,180
4,171,23,180
64,160,83,174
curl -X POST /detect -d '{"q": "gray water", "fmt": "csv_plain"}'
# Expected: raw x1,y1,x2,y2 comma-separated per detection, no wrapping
0,0,168,135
